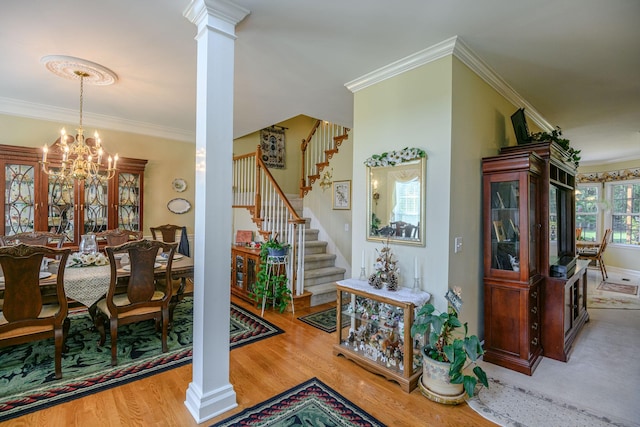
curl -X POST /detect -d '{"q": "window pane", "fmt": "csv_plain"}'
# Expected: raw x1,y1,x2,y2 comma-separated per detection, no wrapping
610,182,640,245
575,185,599,241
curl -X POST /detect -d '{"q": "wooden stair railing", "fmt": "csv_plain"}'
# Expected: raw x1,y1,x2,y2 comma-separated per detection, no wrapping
233,147,306,297
300,120,350,197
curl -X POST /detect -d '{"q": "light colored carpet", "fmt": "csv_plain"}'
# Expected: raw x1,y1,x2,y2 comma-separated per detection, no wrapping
469,267,640,427
588,268,640,309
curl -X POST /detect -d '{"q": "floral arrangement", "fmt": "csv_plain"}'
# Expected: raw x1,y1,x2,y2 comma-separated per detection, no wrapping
364,147,426,167
530,126,581,166
368,238,399,290
67,252,109,268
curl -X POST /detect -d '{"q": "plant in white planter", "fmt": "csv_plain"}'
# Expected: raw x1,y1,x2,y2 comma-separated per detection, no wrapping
410,288,488,400
252,234,291,313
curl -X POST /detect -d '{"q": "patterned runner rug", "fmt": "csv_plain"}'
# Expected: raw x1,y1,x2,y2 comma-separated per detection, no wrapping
297,306,349,333
587,269,640,309
0,298,283,422
597,280,639,296
210,377,385,426
468,378,634,427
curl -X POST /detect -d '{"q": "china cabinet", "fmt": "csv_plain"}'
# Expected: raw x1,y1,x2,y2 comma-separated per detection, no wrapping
483,141,586,374
0,144,146,247
501,141,586,363
333,279,430,392
482,151,544,375
230,245,261,302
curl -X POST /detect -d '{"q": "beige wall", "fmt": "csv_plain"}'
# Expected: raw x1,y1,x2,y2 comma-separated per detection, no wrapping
232,114,318,243
233,114,315,196
0,114,196,237
351,55,523,338
302,130,353,270
233,113,355,270
450,57,524,335
352,56,454,312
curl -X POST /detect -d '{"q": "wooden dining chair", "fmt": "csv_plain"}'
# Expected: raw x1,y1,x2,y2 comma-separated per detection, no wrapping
578,228,612,280
96,229,143,246
150,224,189,321
0,244,71,379
95,239,177,366
1,231,66,248
150,224,182,243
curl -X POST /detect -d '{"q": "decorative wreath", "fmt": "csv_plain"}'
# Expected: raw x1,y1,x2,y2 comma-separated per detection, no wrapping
364,147,426,167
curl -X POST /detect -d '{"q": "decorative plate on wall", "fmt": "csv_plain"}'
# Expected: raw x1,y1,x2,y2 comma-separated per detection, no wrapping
167,198,191,214
172,178,187,192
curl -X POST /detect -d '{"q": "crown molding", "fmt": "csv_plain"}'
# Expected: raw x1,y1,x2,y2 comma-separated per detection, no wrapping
345,36,457,93
451,38,553,132
345,35,554,133
0,97,195,143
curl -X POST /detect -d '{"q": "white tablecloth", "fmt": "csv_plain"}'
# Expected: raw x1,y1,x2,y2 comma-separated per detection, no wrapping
63,265,111,307
337,278,431,307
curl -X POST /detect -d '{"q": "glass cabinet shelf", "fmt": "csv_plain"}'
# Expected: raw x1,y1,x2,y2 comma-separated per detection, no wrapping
334,279,430,392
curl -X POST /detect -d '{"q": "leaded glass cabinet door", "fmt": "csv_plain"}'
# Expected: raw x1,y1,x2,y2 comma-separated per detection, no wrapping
47,174,75,243
118,172,141,231
84,173,109,234
5,163,36,235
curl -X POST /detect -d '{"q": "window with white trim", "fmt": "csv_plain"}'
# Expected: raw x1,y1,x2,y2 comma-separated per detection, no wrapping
575,184,599,242
606,179,640,246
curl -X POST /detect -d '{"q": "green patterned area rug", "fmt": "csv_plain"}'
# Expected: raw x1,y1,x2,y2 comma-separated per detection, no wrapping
210,377,385,427
0,298,283,422
297,306,348,333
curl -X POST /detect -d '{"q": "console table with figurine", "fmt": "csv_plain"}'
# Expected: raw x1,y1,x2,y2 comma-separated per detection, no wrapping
333,278,430,392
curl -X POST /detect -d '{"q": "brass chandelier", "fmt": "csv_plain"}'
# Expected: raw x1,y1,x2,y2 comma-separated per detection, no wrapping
40,56,119,181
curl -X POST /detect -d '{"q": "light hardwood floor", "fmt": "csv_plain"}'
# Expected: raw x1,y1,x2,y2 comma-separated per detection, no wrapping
1,295,496,426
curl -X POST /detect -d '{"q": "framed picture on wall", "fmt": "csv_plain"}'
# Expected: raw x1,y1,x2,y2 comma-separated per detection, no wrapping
332,180,351,210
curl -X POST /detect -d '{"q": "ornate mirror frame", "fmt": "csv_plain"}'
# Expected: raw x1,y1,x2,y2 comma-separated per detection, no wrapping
365,148,427,246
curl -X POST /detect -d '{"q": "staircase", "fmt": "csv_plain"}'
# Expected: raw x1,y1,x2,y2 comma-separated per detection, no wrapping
289,196,346,306
232,120,349,307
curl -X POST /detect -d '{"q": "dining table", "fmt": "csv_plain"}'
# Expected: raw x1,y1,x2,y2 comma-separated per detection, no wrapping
0,253,194,309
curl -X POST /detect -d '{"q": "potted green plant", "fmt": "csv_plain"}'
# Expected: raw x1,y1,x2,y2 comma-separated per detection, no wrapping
261,234,289,257
410,288,488,402
531,126,581,166
252,234,291,313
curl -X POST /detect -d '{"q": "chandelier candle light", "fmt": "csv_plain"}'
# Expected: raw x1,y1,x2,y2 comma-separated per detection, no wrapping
40,56,119,181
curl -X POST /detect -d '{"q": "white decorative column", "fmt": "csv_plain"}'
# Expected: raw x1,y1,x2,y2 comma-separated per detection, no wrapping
183,0,249,423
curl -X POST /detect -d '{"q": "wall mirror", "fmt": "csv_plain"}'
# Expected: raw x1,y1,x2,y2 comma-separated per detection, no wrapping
366,149,426,246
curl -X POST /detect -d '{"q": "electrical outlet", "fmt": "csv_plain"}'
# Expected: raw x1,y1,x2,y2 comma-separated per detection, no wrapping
454,237,463,253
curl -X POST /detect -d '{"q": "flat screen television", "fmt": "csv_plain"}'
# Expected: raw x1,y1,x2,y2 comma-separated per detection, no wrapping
511,108,531,145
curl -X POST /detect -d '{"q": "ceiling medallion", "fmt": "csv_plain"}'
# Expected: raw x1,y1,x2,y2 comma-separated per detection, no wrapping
40,55,118,86
39,55,119,182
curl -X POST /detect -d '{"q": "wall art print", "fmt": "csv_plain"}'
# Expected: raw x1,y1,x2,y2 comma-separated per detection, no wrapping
260,127,286,169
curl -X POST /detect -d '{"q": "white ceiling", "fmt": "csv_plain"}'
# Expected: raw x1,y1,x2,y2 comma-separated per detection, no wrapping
1,0,639,165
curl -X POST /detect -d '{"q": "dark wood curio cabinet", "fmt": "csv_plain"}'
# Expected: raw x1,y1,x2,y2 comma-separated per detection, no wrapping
230,245,261,303
482,151,544,375
482,141,588,375
0,143,146,247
